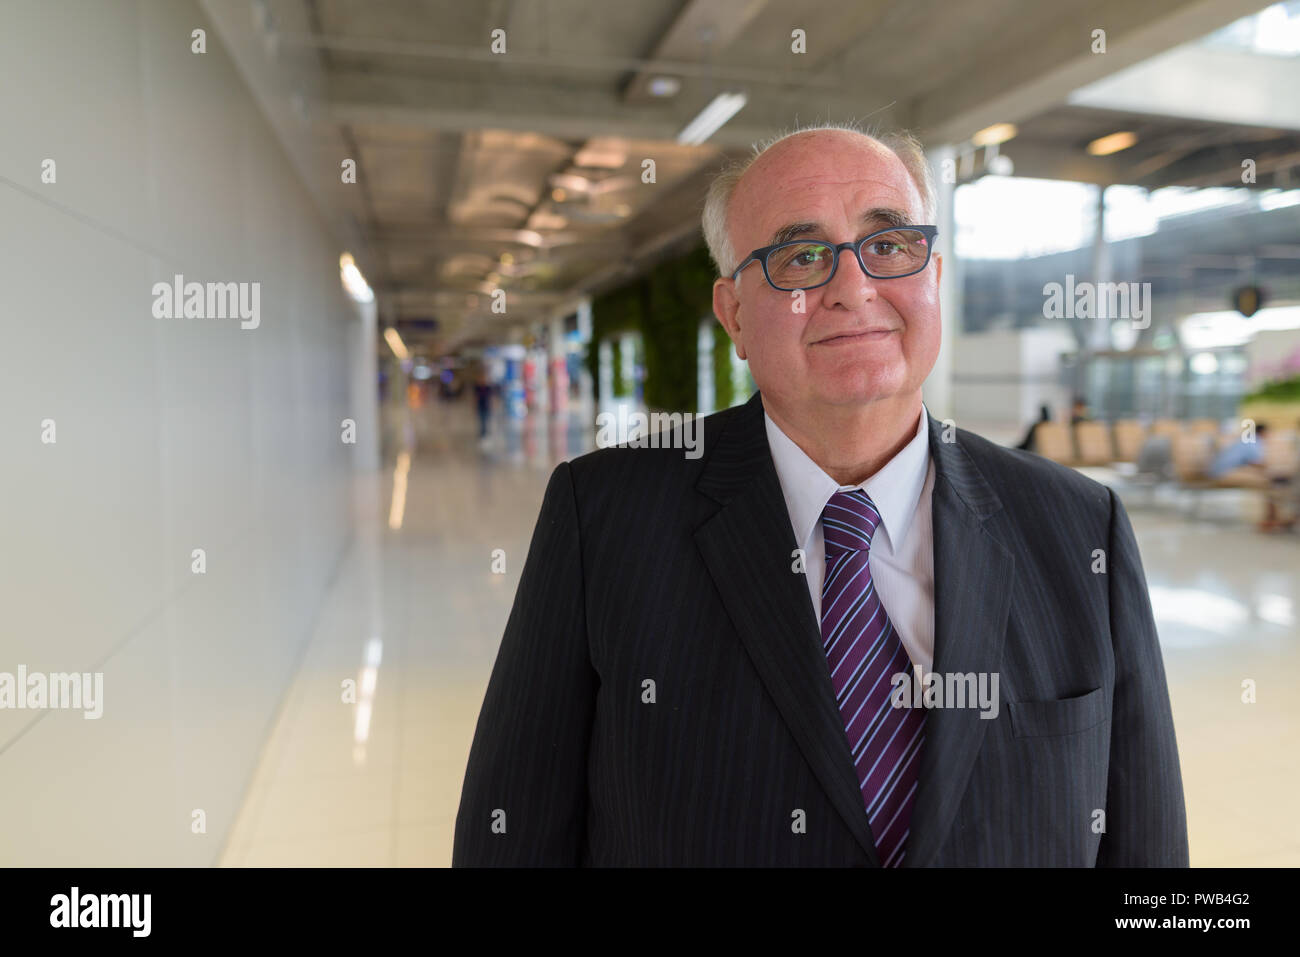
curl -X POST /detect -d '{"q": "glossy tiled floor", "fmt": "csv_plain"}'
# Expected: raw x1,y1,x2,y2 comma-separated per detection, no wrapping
218,398,1300,867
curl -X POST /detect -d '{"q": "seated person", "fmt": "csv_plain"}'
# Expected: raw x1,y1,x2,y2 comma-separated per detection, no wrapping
1207,425,1294,532
1069,397,1091,425
1014,404,1052,452
1207,424,1267,480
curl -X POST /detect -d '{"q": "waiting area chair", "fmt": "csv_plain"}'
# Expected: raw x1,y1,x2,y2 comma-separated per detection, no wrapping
1028,416,1300,529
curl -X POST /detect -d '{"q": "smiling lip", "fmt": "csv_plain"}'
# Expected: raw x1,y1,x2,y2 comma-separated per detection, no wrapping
812,329,897,345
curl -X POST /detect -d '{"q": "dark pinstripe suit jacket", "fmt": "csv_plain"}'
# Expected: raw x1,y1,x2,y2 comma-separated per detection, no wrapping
453,391,1189,866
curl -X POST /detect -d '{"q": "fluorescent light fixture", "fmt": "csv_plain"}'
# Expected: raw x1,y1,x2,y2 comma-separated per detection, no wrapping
384,326,409,360
339,252,374,302
971,123,1017,147
677,92,747,146
1087,131,1137,156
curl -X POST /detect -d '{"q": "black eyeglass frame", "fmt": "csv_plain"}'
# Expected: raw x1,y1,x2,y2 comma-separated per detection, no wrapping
730,224,939,291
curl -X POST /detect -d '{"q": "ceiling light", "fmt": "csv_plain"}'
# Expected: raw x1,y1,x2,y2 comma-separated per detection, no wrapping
648,76,682,97
383,327,409,360
526,212,567,231
1087,131,1138,156
339,252,374,303
971,123,1017,147
550,173,593,193
574,141,627,169
677,92,747,146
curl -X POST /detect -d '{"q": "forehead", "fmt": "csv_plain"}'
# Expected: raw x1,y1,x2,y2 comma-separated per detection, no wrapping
731,133,923,246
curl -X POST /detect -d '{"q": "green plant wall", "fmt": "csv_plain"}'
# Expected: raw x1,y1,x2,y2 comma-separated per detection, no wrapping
712,323,735,411
590,244,718,412
587,283,642,389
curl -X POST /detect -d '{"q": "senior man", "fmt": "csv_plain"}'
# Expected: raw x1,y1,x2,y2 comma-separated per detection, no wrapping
453,125,1189,867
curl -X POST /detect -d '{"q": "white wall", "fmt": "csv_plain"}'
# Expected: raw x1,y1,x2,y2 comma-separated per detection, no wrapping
0,0,355,864
952,327,1075,430
1246,328,1300,387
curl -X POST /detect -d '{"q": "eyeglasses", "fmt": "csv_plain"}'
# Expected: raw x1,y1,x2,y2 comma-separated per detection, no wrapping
731,225,938,291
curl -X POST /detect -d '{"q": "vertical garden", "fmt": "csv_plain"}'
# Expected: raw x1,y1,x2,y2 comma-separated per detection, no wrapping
587,243,738,412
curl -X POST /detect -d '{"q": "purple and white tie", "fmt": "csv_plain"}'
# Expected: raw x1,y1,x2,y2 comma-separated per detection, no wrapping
820,488,926,867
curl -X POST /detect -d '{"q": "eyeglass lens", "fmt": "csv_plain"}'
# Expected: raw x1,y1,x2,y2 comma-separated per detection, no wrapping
765,228,930,289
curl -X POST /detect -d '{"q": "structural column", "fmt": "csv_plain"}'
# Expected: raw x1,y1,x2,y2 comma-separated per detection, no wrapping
925,144,961,422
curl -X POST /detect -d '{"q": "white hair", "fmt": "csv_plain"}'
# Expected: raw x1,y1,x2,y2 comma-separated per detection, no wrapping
701,121,938,277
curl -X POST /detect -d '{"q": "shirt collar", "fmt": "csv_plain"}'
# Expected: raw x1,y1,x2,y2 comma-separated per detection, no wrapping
764,403,931,554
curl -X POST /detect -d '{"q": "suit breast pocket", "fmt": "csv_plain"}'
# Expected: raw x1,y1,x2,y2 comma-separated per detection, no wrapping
1007,687,1108,738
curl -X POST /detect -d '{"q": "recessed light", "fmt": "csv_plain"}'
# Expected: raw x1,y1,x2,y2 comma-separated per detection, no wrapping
574,141,627,169
1087,131,1138,156
971,123,1017,147
648,76,681,97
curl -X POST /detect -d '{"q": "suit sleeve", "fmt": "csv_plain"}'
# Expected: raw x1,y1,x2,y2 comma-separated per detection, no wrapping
1096,487,1190,866
452,460,597,866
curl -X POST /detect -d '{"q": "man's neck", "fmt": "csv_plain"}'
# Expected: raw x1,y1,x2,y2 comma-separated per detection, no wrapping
764,392,924,487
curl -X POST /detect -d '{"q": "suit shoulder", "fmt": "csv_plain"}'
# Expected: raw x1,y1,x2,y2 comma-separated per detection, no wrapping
565,402,744,491
951,425,1112,514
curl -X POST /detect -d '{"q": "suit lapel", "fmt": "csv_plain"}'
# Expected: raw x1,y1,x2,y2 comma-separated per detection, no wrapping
904,415,1015,867
693,391,881,863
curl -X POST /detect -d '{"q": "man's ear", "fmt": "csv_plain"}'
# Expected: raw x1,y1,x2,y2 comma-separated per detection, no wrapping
712,277,747,360
933,251,943,286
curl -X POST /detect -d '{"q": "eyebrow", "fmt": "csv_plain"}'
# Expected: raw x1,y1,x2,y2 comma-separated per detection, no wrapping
765,207,914,247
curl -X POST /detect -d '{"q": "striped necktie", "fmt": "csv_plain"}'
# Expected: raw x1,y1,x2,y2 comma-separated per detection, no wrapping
820,488,926,867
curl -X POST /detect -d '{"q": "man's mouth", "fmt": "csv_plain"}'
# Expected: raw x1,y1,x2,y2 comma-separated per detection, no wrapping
812,328,897,345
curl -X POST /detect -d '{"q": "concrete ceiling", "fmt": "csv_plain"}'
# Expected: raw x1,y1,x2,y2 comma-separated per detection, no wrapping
203,0,1279,357
973,104,1300,190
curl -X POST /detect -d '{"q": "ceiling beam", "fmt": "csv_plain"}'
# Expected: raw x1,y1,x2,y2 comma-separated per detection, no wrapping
323,69,898,148
911,0,1270,145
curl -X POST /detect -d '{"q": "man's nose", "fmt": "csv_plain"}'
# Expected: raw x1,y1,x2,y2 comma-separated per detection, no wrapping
820,246,879,310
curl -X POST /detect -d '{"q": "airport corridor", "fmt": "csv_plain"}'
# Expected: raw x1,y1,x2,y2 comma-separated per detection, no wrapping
217,396,1300,867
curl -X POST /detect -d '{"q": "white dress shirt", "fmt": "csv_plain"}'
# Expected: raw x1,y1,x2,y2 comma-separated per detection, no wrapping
764,405,936,676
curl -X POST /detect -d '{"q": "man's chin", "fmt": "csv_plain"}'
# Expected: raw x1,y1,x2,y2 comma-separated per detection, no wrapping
809,371,912,408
